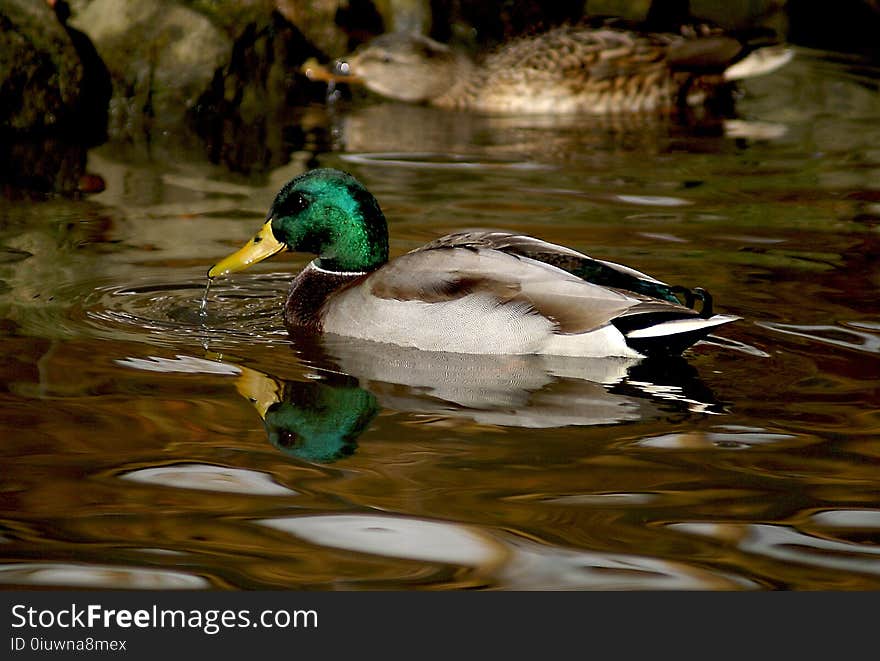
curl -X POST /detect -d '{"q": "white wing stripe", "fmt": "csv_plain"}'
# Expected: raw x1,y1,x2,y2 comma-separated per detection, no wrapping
626,315,740,339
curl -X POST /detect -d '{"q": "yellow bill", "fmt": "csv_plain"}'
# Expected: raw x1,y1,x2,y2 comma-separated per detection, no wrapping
234,365,282,420
208,220,286,279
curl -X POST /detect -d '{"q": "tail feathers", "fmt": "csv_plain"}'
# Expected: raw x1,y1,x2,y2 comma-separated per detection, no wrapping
623,314,740,356
724,44,793,80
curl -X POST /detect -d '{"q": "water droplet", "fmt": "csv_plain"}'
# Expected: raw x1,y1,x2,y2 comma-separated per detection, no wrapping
199,278,213,351
199,278,211,320
326,79,337,105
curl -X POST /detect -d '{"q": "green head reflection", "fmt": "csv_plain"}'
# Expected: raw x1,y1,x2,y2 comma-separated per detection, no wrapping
235,365,378,463
263,380,379,463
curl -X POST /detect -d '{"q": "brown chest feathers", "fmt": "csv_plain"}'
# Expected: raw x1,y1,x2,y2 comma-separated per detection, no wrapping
284,263,369,333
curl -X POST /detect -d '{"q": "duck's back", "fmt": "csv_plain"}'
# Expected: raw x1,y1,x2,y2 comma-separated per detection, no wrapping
434,24,788,114
443,27,676,113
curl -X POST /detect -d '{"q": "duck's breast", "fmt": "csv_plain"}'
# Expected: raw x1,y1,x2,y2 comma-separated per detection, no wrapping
322,285,556,354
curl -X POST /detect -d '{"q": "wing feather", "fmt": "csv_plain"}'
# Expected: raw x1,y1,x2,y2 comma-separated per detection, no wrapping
417,229,681,302
367,245,697,335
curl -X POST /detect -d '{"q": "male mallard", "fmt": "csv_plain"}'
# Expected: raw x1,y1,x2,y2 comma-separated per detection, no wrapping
309,22,792,114
208,168,738,358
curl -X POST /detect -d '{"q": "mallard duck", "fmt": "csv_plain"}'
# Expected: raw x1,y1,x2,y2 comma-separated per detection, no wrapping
208,168,738,358
309,23,792,114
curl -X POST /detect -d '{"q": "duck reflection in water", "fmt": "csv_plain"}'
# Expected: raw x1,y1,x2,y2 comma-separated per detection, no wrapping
233,334,724,463
239,367,378,463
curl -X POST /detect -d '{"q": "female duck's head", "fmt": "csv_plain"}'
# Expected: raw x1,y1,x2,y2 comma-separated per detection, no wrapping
340,33,459,103
209,168,389,278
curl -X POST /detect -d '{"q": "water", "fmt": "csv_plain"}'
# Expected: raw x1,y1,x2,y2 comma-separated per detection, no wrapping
1,49,879,589
199,279,211,319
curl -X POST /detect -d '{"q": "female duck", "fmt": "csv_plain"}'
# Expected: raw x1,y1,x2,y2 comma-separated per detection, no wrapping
209,168,738,358
318,24,792,114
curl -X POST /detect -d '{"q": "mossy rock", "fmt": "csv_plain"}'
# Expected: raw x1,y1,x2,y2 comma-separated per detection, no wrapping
70,0,232,134
0,0,85,132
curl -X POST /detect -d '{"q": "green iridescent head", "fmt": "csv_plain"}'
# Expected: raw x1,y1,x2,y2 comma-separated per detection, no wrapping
209,168,389,277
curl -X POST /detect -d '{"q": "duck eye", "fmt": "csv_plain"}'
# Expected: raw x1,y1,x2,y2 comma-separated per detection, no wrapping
283,193,309,215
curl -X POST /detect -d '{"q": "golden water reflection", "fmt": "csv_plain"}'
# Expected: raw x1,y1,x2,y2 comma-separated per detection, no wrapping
0,48,879,589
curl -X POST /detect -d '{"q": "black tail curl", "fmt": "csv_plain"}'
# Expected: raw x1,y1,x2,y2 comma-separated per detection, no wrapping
670,285,714,318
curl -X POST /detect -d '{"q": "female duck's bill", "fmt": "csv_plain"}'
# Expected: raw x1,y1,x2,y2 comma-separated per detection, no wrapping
207,168,739,359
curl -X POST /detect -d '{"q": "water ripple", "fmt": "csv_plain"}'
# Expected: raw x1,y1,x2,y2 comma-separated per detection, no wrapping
67,274,291,349
340,152,554,171
119,463,297,496
809,509,880,529
671,522,880,577
501,537,759,590
635,430,800,450
758,321,880,354
258,514,506,569
0,562,209,589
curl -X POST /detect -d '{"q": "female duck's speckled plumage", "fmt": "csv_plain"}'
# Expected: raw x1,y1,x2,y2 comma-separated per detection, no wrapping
208,168,739,358
339,24,792,114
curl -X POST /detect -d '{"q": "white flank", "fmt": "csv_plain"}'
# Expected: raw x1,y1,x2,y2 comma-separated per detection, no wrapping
322,289,644,358
540,325,642,358
323,291,555,355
